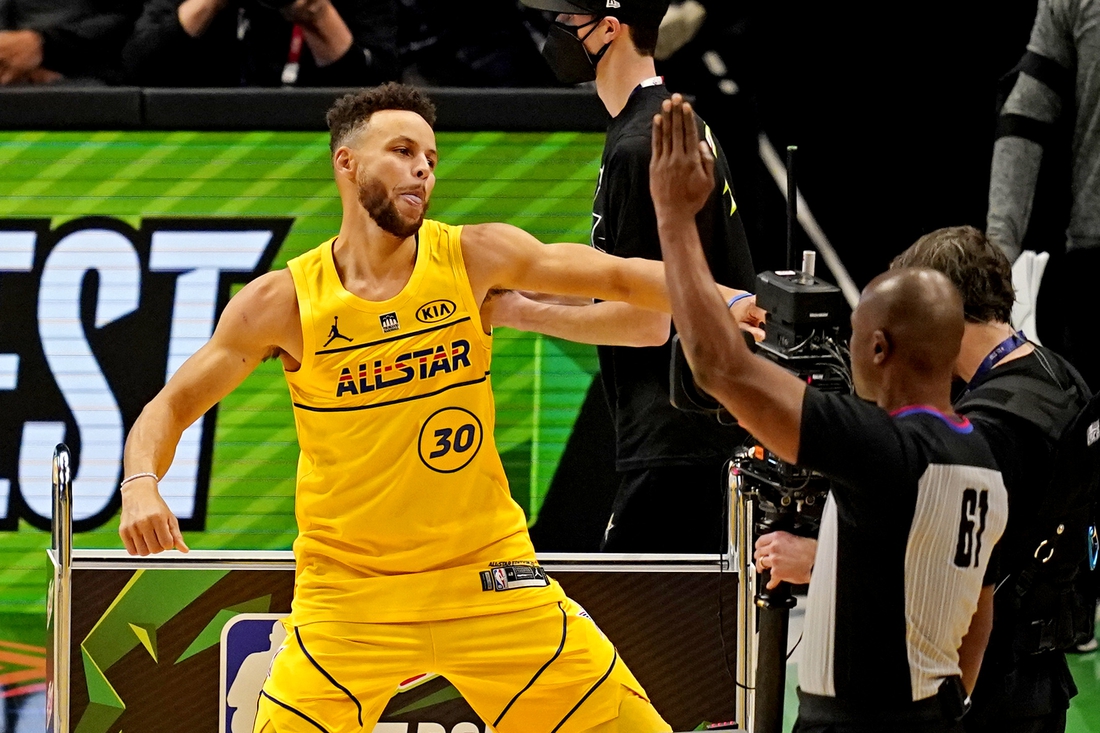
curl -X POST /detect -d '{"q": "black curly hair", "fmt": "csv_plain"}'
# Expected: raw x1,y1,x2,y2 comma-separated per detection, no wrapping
326,83,438,155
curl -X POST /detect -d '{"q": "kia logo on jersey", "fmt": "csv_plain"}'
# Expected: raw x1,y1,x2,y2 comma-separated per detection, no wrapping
0,217,290,532
416,299,456,324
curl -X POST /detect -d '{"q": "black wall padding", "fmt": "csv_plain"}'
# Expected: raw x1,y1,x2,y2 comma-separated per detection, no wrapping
0,87,143,129
0,87,609,132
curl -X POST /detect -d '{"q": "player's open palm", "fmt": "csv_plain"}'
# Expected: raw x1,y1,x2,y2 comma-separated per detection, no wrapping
119,479,189,556
650,94,715,219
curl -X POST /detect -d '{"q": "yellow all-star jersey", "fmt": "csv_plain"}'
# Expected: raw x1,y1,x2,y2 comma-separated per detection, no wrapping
284,219,564,624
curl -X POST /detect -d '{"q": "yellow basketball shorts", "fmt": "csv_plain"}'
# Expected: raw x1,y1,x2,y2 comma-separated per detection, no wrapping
254,597,669,733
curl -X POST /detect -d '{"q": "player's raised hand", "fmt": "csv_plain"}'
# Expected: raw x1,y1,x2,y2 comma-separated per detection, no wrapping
650,93,715,220
119,478,189,556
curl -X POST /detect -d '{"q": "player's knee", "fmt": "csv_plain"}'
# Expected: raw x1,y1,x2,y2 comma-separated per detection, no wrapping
578,688,671,733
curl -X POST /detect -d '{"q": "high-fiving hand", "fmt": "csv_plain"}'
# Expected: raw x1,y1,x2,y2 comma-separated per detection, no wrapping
649,93,716,221
651,94,767,339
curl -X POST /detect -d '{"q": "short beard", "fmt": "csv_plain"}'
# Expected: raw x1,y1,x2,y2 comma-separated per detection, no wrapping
357,176,425,239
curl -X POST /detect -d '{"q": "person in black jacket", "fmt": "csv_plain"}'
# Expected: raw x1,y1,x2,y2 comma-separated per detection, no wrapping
122,0,397,87
504,0,760,554
0,0,133,84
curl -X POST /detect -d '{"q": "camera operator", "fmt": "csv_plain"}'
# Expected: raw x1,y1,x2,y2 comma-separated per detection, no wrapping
895,226,1093,733
757,225,1094,733
651,95,1007,731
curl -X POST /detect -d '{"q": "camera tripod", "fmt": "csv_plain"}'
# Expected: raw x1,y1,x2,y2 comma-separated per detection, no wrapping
731,449,827,733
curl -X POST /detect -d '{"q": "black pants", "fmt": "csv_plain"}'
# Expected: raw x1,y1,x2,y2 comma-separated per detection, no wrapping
1037,247,1099,393
600,462,728,553
793,690,964,733
964,711,1066,733
793,721,964,733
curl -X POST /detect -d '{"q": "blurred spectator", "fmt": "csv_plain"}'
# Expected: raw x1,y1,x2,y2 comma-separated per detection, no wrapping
0,0,134,85
122,0,398,86
987,0,1100,392
397,0,558,87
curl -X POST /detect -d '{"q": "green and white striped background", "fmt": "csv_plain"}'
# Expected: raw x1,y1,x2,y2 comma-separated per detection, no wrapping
0,130,604,634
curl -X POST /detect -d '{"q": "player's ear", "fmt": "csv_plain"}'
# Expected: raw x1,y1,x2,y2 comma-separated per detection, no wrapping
333,147,356,181
871,330,891,366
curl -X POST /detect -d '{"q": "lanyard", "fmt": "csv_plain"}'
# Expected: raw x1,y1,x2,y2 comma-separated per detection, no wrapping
281,25,304,86
966,330,1027,391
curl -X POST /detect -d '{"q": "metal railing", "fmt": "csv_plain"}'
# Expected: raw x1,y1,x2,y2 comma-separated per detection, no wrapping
732,466,758,730
48,443,72,733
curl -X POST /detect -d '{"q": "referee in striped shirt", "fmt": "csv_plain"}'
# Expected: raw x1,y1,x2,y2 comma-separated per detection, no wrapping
650,95,1008,731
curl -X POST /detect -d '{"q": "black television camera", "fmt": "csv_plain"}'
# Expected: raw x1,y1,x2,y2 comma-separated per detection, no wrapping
670,266,852,578
671,268,852,421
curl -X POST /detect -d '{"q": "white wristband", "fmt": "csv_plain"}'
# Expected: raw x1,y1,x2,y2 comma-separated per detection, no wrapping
120,472,159,490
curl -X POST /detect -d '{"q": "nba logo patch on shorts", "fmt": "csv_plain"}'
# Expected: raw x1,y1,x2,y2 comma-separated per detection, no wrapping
480,563,550,592
492,568,509,591
220,614,289,733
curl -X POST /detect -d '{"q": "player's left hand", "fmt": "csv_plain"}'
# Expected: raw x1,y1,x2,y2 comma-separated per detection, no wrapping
649,93,715,221
480,288,527,330
0,30,45,85
728,294,767,342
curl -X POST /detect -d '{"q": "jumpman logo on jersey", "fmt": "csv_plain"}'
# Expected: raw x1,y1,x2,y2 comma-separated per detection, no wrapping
324,316,353,347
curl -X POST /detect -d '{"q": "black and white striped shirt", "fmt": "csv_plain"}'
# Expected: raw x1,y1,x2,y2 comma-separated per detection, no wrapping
796,390,1008,712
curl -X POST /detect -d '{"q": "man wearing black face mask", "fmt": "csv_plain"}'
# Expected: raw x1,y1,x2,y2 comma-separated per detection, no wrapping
504,0,758,553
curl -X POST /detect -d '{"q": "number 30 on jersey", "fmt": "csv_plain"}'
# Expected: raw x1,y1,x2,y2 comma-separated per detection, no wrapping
418,407,484,473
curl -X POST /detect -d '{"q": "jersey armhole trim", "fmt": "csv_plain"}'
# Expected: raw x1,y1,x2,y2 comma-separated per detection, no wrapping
452,224,494,351
286,252,318,378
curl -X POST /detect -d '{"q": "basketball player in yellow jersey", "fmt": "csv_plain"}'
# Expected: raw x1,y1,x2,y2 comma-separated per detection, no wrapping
117,83,757,732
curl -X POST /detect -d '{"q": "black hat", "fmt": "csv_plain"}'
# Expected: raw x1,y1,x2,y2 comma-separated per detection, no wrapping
521,0,670,27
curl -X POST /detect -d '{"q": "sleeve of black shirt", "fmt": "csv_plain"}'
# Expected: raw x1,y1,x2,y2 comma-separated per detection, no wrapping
122,0,201,85
797,388,911,507
33,0,136,82
299,0,398,86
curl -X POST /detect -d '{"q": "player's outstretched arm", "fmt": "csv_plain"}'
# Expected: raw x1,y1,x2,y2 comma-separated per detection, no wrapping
461,222,763,330
119,270,299,556
482,289,672,347
651,94,805,463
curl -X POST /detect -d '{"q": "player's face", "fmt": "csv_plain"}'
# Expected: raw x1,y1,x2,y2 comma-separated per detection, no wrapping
352,110,438,238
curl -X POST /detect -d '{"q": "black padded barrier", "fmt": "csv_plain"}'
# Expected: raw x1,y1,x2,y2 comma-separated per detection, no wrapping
0,86,144,129
0,86,609,132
